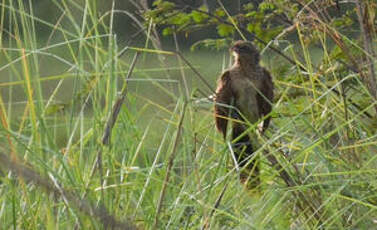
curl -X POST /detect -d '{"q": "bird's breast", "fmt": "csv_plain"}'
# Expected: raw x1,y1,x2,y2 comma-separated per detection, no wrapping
232,77,260,123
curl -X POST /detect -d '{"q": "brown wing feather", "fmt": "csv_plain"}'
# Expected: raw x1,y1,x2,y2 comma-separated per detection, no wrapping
256,68,274,131
214,71,233,138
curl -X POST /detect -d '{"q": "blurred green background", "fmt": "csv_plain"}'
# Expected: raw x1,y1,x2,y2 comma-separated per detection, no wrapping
1,1,377,229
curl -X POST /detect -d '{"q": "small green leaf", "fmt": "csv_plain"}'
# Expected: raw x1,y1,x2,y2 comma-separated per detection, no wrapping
162,27,173,36
191,10,208,23
153,0,162,6
190,38,229,51
216,24,234,37
246,11,257,18
169,12,190,25
160,1,175,10
215,9,225,17
247,23,255,33
198,4,208,12
243,3,254,11
45,103,67,115
259,2,275,12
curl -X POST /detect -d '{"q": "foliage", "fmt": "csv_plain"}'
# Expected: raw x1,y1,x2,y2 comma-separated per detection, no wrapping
146,1,287,48
0,0,376,229
147,0,377,114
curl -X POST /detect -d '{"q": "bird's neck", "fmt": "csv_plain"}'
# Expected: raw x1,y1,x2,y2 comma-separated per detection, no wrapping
234,58,261,77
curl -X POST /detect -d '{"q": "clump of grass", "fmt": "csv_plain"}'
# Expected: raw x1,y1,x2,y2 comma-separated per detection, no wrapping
0,1,376,229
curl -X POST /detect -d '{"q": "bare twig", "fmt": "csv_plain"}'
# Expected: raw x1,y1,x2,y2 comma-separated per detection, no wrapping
0,151,137,230
96,52,139,201
154,102,187,228
260,148,324,223
355,0,377,114
201,183,228,230
176,51,215,94
130,0,176,91
102,52,140,145
173,31,190,99
305,7,374,118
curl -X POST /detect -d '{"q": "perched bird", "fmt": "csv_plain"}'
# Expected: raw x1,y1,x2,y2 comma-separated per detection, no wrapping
214,40,274,184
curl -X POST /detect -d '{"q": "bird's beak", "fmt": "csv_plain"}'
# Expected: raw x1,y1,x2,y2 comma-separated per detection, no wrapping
230,46,238,53
230,46,241,54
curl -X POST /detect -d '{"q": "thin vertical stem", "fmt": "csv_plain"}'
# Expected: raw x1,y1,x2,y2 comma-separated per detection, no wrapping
355,0,377,115
154,102,187,228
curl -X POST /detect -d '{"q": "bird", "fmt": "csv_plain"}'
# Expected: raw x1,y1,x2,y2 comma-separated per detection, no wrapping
214,40,274,185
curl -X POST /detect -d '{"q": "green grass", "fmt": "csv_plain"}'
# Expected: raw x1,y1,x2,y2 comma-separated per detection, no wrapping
1,1,377,229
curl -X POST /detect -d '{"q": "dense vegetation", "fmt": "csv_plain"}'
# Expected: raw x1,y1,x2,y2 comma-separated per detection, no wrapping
0,0,376,229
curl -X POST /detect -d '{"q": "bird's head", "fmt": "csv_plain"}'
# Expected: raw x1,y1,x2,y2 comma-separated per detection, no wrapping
230,40,260,65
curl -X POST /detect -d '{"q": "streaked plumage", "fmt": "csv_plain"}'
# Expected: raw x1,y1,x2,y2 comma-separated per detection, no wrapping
214,41,274,183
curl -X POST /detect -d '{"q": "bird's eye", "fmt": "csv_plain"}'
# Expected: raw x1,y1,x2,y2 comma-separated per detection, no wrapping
240,46,248,51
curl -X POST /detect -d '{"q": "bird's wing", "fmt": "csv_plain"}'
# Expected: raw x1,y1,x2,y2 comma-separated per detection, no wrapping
256,68,274,131
214,71,234,138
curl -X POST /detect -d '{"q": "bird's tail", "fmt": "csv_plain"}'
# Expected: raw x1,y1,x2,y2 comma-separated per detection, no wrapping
232,124,260,188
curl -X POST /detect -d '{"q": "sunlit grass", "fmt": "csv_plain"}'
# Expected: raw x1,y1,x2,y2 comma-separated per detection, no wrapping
0,0,377,229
